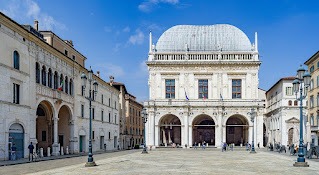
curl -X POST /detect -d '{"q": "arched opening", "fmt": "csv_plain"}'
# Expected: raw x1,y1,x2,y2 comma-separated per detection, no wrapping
36,62,40,84
192,114,215,146
288,128,294,146
36,101,54,156
48,68,52,88
226,115,249,146
9,123,24,159
159,114,181,146
42,65,46,86
13,51,19,70
59,74,64,91
69,79,73,95
65,76,68,94
54,71,58,89
58,105,71,154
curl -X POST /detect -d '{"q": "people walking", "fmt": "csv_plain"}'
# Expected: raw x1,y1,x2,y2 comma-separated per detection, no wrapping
202,141,206,149
28,142,34,161
221,142,224,152
257,142,260,149
11,143,17,160
194,142,197,149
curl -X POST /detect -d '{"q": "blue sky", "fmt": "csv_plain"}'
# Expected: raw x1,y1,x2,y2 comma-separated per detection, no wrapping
1,0,319,101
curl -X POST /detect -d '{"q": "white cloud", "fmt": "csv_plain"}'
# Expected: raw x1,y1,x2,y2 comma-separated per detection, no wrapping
123,26,130,32
138,0,179,12
128,29,145,45
95,63,125,79
113,43,121,52
1,0,66,31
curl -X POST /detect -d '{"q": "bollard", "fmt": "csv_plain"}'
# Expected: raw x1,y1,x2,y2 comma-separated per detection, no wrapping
206,143,208,147
198,143,200,147
40,148,43,158
240,143,243,147
66,146,69,155
47,147,51,157
61,146,64,155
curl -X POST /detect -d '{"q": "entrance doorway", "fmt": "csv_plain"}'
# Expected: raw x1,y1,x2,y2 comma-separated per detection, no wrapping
226,115,249,146
288,128,294,146
79,136,85,152
100,136,104,150
192,115,215,146
160,115,181,146
9,123,24,159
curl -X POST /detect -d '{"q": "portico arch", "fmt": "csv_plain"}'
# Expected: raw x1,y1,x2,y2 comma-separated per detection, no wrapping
58,105,72,154
36,100,55,156
192,114,215,146
226,114,249,146
159,114,181,146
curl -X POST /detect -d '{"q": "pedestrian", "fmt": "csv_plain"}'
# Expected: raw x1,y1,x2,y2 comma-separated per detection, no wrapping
257,142,260,149
203,141,206,149
194,142,197,149
221,142,224,152
11,142,17,160
223,142,227,152
28,142,34,161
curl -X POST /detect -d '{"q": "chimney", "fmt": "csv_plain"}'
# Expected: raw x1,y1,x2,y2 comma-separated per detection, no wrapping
109,76,114,86
97,71,100,77
34,20,39,31
69,40,73,46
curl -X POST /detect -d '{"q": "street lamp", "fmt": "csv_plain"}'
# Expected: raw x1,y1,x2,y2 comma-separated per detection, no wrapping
292,65,310,167
141,108,148,154
82,67,98,167
250,107,256,153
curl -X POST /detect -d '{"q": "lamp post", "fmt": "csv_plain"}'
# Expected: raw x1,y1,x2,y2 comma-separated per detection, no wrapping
292,65,310,167
82,67,98,167
250,107,256,153
141,108,148,154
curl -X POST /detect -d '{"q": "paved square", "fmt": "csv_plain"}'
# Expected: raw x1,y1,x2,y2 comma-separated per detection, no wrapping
16,148,319,175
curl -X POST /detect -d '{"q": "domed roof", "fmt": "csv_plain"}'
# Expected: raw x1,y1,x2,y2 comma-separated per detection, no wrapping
156,24,252,52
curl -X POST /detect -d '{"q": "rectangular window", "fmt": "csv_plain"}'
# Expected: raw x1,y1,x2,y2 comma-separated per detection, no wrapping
310,96,314,108
81,104,84,117
108,132,111,139
286,87,293,96
311,79,314,90
109,113,111,122
101,110,104,121
198,79,208,99
317,76,319,87
65,50,68,56
115,115,117,124
92,108,95,119
232,79,242,99
92,131,95,140
72,55,75,60
82,86,85,96
42,131,46,141
165,79,175,99
13,83,20,104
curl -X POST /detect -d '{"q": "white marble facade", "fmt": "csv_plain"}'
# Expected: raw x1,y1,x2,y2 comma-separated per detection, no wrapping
145,25,265,148
264,78,308,147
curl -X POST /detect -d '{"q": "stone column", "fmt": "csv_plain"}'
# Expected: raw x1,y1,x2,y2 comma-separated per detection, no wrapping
52,115,59,156
216,114,222,147
69,119,75,154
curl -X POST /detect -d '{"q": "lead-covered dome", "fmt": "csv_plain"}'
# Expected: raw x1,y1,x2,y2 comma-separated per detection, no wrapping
156,24,252,52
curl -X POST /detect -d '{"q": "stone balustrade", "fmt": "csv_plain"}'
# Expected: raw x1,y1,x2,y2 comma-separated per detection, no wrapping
36,84,74,104
153,53,256,61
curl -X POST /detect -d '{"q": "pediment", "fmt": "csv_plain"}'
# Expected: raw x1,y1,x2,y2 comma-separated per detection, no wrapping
285,117,300,123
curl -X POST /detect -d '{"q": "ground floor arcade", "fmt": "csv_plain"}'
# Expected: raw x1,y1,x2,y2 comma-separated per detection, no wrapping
145,107,264,148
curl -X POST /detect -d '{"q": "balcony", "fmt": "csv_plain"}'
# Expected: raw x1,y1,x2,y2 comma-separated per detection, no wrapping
311,126,319,132
36,84,74,104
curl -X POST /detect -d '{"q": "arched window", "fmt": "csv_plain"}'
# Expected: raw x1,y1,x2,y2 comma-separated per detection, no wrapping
36,62,40,83
69,79,73,95
288,100,292,106
65,76,68,94
13,51,19,70
54,71,58,89
59,74,64,91
48,69,52,88
42,66,46,86
294,100,298,106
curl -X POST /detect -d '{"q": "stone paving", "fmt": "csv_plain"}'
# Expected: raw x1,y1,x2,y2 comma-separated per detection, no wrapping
2,148,319,175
